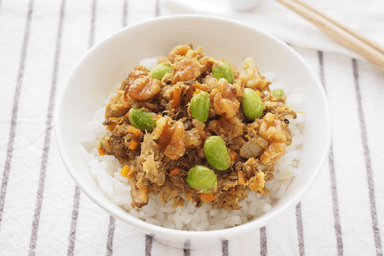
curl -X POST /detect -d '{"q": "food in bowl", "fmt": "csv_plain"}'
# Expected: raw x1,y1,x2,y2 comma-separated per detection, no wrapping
79,44,305,230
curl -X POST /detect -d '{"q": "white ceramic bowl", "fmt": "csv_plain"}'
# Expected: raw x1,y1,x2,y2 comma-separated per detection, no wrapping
55,15,331,248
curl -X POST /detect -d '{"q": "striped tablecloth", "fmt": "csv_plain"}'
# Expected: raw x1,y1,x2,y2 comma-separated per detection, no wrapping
0,0,383,255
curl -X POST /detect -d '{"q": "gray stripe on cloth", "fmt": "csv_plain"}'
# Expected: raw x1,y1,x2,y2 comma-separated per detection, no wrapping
67,186,81,256
183,240,191,256
317,51,325,86
221,240,228,256
260,226,267,256
67,0,98,254
352,59,383,256
28,0,66,255
296,202,305,256
318,51,344,256
145,235,153,256
155,0,160,17
106,216,115,256
122,0,128,27
88,0,97,49
328,145,343,256
0,0,35,230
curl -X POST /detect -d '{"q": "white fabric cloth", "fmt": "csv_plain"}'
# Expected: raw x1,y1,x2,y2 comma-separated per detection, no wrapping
0,0,383,255
162,0,384,60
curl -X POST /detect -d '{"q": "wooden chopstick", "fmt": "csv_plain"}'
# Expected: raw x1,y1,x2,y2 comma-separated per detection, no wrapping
276,0,384,72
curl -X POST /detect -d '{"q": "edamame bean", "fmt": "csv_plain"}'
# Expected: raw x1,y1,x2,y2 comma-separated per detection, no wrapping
212,61,234,83
272,89,285,98
203,136,231,170
149,64,173,80
241,88,263,120
128,108,157,131
190,91,210,122
187,165,217,193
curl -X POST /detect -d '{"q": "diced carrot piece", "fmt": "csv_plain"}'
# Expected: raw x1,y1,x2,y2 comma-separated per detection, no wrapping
193,82,202,90
200,193,215,202
186,193,191,202
106,122,117,131
228,149,238,166
128,140,140,150
171,87,181,108
127,125,141,137
97,145,106,156
238,171,246,185
120,166,130,177
169,167,181,177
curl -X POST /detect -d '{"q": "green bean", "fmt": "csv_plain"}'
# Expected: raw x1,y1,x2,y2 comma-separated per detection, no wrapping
149,64,173,80
212,61,234,83
203,136,231,170
187,165,217,193
128,108,157,131
272,89,285,98
241,88,263,120
190,91,210,122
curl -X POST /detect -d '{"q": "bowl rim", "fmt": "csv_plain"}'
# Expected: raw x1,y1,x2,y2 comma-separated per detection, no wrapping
55,14,331,240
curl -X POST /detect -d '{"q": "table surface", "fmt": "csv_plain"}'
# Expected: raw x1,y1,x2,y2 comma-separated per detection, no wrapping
0,0,383,255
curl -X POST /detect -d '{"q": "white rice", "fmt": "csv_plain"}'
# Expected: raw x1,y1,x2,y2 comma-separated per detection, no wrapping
78,61,305,231
140,57,163,70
